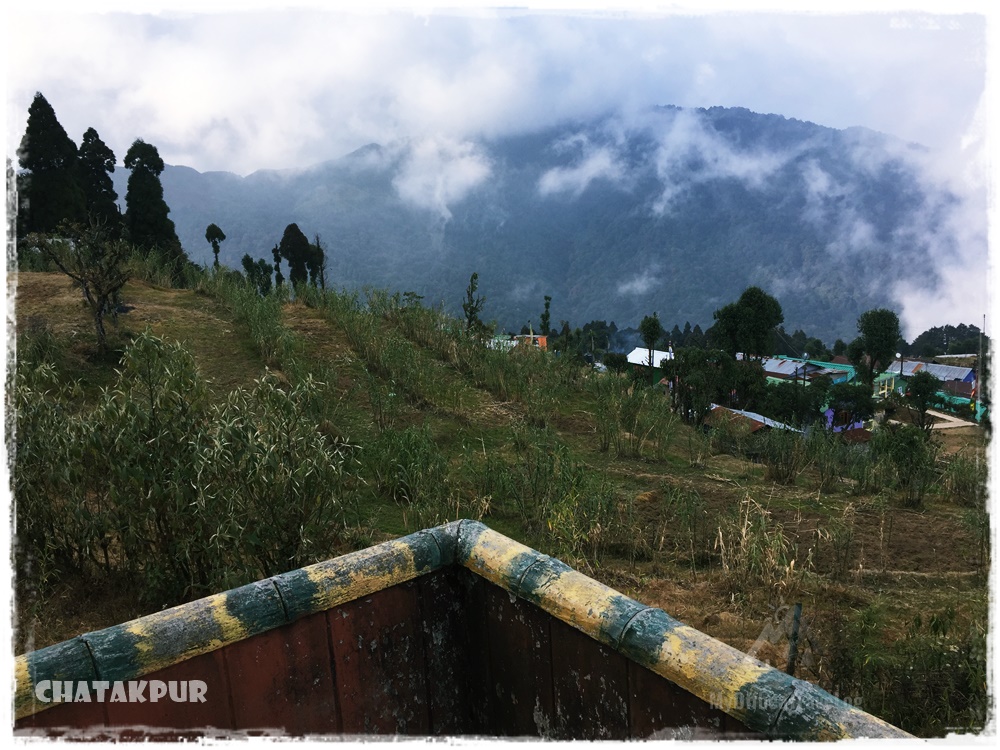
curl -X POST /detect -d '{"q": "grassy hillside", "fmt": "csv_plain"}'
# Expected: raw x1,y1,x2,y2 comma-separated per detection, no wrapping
9,270,990,737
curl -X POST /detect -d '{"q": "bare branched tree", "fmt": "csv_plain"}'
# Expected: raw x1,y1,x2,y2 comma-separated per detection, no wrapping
34,220,132,354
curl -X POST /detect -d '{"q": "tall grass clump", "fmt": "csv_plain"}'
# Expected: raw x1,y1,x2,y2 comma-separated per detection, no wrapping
942,449,988,507
715,494,796,607
806,427,849,493
589,374,678,459
546,483,648,568
842,438,889,497
753,428,809,484
202,271,292,367
659,485,710,570
822,502,858,581
364,425,449,512
123,247,180,288
708,412,753,458
873,425,939,508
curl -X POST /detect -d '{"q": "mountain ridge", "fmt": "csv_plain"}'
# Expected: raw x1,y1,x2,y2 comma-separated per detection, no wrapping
111,104,967,343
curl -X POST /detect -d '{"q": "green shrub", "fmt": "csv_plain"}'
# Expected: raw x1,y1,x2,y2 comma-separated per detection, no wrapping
202,371,355,581
823,603,989,736
14,332,360,607
874,425,939,507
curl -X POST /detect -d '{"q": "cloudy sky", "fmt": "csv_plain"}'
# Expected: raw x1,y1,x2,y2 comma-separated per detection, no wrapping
6,0,990,174
4,0,994,335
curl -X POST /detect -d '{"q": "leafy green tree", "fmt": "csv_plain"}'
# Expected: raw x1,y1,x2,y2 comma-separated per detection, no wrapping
848,308,901,388
730,359,767,411
205,223,226,269
32,220,131,354
278,223,311,287
581,319,613,357
639,312,664,382
78,127,120,230
462,272,486,333
666,347,733,425
16,92,86,235
711,286,784,359
124,139,187,280
827,382,875,428
833,338,847,357
906,370,944,433
241,253,273,296
910,323,984,358
761,375,832,428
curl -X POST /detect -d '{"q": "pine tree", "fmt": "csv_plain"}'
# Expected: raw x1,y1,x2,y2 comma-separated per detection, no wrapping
278,223,311,288
462,272,486,333
309,234,326,289
16,92,86,235
241,253,273,296
78,127,121,230
124,139,187,281
540,295,552,336
272,245,284,288
206,223,226,269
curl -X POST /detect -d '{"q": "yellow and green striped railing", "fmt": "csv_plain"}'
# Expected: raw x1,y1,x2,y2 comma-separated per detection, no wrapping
15,520,911,740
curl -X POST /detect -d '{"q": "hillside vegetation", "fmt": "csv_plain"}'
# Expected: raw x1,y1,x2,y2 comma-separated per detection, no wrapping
10,269,990,738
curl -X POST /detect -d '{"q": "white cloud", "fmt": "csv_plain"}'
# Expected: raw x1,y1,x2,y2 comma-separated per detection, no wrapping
391,136,491,221
649,108,789,214
617,265,661,296
887,136,989,339
799,159,849,226
6,7,988,176
537,145,624,198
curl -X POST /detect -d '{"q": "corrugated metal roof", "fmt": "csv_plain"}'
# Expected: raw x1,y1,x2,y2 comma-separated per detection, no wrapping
898,360,974,382
708,404,801,432
760,358,802,377
626,346,674,367
758,357,844,382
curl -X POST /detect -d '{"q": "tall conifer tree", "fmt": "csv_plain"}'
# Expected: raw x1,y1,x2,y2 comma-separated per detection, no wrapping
278,223,311,288
79,127,120,230
124,139,187,280
16,92,85,235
